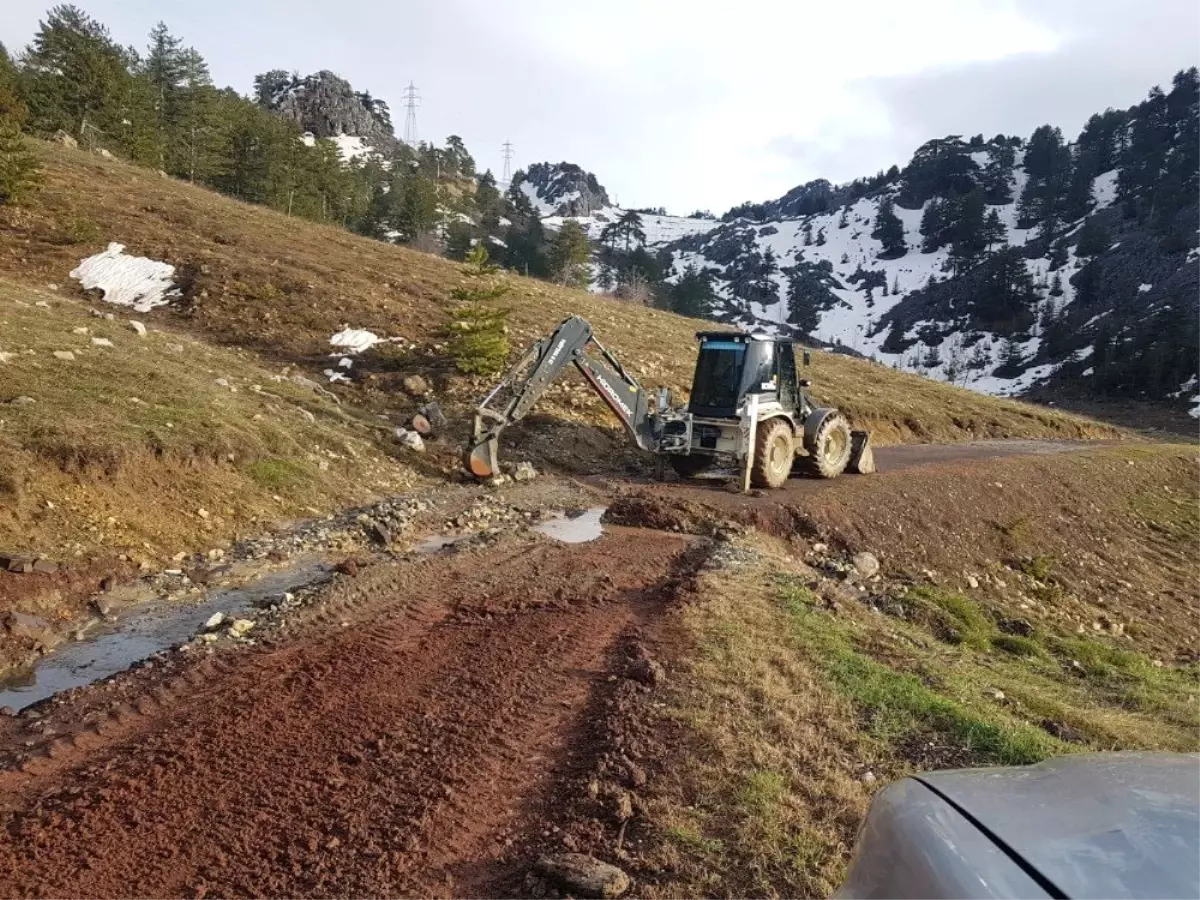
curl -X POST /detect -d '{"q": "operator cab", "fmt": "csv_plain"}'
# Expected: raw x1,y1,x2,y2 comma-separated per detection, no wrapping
688,332,807,418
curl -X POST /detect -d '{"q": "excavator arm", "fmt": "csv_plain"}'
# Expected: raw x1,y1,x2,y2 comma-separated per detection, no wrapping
465,316,655,478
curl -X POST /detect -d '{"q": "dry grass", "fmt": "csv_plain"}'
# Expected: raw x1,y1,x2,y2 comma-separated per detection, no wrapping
642,550,871,899
792,443,1200,661
637,529,1198,898
0,279,417,562
0,142,1121,469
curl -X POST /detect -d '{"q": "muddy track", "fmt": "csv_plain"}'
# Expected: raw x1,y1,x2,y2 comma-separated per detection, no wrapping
0,527,696,899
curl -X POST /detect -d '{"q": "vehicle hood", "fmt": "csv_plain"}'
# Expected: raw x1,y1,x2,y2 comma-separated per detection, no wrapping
916,752,1200,899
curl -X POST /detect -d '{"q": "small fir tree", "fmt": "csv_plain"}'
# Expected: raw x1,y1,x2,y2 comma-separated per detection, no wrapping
445,245,511,375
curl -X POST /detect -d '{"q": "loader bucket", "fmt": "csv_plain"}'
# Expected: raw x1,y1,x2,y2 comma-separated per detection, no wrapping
848,429,875,475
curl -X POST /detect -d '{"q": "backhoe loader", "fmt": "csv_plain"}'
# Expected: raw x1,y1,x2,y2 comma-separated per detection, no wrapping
464,316,873,489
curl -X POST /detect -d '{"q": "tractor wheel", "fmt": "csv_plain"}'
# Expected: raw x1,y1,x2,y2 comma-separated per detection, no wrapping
797,412,852,478
750,418,795,489
669,454,712,479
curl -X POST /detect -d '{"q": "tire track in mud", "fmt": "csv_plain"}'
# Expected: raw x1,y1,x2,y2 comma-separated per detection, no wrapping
0,528,696,899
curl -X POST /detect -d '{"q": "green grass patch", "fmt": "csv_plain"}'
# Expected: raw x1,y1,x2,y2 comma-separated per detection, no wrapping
664,825,725,857
779,584,1057,765
1020,553,1058,581
245,457,312,492
992,634,1044,658
908,586,995,649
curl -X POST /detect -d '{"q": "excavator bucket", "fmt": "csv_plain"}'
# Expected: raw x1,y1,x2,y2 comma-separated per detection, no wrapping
465,422,501,479
848,429,875,474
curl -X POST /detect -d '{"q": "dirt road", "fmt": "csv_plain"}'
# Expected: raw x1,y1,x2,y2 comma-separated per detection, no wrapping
0,439,1142,898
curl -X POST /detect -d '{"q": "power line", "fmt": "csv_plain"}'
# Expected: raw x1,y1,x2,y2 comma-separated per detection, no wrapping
402,82,420,146
501,140,514,186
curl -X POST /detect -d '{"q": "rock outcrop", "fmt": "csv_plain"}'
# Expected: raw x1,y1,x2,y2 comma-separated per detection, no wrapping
259,70,400,155
517,162,612,216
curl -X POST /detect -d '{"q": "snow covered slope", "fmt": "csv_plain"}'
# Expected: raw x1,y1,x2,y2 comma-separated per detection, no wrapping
667,153,1098,396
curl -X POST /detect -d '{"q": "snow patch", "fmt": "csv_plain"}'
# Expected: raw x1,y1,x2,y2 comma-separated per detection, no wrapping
1138,282,1153,293
70,243,180,313
331,134,368,162
1092,170,1118,209
330,328,383,354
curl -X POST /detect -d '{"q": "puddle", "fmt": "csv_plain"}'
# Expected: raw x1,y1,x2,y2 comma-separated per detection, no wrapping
532,507,607,544
0,560,332,712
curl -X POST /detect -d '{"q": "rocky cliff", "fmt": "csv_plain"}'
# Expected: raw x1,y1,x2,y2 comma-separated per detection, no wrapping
257,70,400,156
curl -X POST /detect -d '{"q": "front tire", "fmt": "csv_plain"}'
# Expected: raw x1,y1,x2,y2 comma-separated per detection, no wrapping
751,418,795,489
797,412,852,478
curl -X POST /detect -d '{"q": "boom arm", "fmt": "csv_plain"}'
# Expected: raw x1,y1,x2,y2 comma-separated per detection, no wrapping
465,316,654,478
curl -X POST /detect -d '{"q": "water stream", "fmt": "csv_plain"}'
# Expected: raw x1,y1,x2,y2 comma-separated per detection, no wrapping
0,560,332,712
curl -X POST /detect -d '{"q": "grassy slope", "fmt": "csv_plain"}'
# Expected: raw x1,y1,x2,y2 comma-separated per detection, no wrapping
0,142,1121,460
0,279,416,562
637,448,1199,897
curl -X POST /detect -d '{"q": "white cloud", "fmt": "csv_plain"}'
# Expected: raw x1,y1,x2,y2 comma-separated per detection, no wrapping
2,0,1195,214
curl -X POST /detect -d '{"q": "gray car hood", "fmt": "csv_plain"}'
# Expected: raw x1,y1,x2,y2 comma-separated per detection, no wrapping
916,752,1200,899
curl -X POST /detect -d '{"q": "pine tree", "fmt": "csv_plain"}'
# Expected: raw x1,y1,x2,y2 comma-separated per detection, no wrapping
919,198,945,252
668,264,715,319
838,206,849,229
1049,272,1063,297
998,338,1025,373
1075,216,1110,257
392,168,439,243
550,219,592,287
444,220,474,260
20,6,136,141
616,210,645,251
502,186,549,278
802,221,813,246
1017,124,1071,237
786,272,820,334
983,208,1007,251
253,70,292,107
982,142,1015,204
947,189,987,273
815,227,826,246
0,113,40,205
872,197,906,258
445,246,511,375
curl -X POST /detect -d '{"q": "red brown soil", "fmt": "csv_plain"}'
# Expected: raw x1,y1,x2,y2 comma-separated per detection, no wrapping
0,527,693,899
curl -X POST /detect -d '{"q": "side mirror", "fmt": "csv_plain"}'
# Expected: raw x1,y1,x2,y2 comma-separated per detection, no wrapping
802,350,811,367
799,378,812,388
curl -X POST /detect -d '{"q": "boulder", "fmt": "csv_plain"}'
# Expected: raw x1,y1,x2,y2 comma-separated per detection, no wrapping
513,461,538,483
0,553,35,573
52,130,78,149
4,611,61,650
535,853,630,899
399,431,425,453
401,374,430,397
227,619,255,639
852,552,880,578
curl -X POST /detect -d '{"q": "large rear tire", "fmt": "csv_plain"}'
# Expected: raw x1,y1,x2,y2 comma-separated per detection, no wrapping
669,454,712,479
750,418,795,489
797,413,852,478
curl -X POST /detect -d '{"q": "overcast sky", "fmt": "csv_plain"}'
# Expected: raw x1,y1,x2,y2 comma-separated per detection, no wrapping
3,0,1197,213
